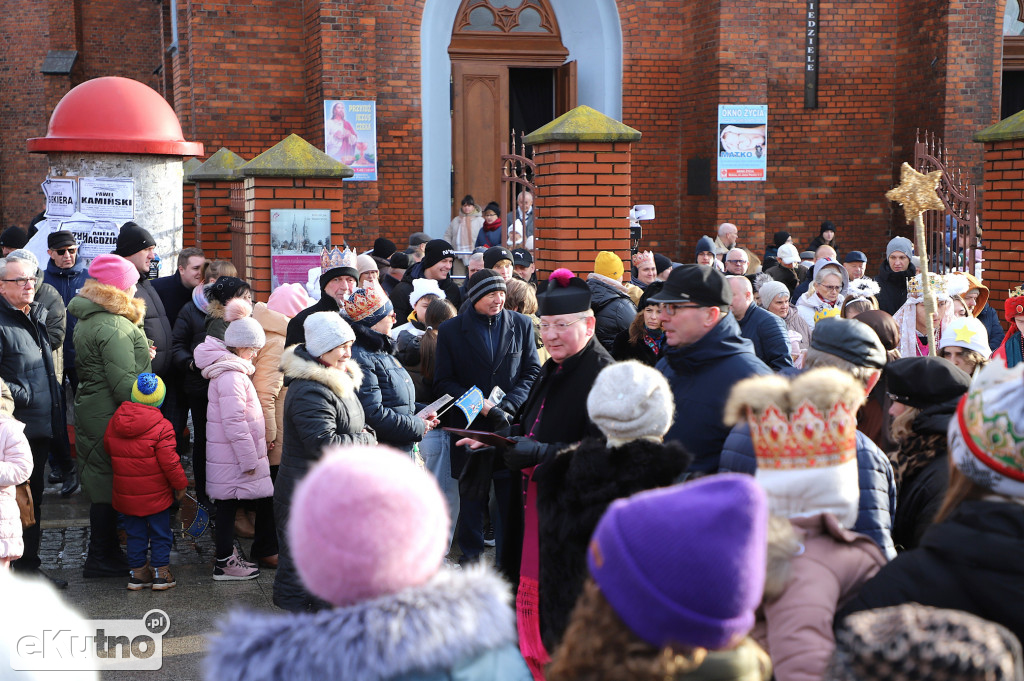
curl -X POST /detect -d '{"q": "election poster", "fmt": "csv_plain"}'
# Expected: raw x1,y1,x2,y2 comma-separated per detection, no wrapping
717,105,768,182
270,209,332,290
323,100,377,181
79,177,135,220
41,177,79,219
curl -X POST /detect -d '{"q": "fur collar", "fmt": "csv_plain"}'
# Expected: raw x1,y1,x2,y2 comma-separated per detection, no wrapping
203,566,517,681
207,299,226,320
279,345,362,397
77,279,145,324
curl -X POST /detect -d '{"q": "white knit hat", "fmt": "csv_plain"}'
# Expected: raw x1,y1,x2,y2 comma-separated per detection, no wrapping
223,298,266,349
939,316,991,358
586,361,674,447
409,278,443,307
758,280,789,308
304,311,355,357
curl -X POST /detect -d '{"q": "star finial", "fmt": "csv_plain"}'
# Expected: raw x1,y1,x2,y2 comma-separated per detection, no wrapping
885,162,945,224
954,323,978,344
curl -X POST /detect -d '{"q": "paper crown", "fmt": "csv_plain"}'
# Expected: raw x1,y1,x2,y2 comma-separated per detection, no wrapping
631,250,655,268
907,272,948,299
325,246,356,273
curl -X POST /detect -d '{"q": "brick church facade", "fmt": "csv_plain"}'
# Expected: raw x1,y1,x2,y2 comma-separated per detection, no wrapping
0,0,1007,263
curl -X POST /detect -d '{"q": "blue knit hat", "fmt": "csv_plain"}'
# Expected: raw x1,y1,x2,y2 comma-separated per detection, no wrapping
696,235,716,260
131,373,166,408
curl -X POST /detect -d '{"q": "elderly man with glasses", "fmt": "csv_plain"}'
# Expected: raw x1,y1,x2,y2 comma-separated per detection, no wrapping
649,265,770,475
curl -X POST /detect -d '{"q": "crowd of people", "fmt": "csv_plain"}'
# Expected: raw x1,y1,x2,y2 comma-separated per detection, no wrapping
0,212,1023,680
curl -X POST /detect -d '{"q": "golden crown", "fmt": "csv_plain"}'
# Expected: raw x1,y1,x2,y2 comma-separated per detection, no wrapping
907,272,946,298
749,400,858,470
1010,285,1024,299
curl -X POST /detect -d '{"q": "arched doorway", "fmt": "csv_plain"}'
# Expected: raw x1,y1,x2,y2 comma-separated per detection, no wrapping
448,0,575,211
420,0,622,232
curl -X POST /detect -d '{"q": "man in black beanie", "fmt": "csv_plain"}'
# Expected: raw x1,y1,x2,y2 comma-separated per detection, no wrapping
0,226,28,256
389,238,462,322
113,222,173,376
434,268,541,566
285,259,358,347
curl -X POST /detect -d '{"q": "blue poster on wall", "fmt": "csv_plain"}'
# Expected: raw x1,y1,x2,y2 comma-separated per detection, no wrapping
717,104,767,182
323,100,377,181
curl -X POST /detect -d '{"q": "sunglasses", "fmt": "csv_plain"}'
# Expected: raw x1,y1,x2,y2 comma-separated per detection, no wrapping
53,247,77,256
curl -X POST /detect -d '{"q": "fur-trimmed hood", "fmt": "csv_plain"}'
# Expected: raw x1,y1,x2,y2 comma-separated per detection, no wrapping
206,298,226,319
203,565,519,681
68,278,146,325
280,344,362,398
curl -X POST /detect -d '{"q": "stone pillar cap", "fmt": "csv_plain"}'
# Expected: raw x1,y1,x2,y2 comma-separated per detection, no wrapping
524,105,641,145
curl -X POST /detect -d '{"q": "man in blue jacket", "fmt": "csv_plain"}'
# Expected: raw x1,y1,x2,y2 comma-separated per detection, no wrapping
728,275,793,371
649,265,771,474
434,268,541,564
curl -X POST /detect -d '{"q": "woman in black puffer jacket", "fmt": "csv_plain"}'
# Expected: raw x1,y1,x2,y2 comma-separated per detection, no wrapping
273,312,375,612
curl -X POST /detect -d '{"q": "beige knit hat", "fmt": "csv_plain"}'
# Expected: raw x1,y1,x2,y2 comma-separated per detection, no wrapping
586,361,675,447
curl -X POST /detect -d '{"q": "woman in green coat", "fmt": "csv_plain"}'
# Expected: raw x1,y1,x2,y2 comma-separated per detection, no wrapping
69,254,152,578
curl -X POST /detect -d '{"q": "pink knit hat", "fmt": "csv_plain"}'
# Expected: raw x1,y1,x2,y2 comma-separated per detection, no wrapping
289,445,449,607
88,253,140,291
267,283,312,318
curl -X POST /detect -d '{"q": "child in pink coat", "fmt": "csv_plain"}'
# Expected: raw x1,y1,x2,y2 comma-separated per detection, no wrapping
0,414,33,569
194,299,277,581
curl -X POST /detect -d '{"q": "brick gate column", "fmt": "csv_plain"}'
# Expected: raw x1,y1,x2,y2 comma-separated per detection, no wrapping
188,148,247,262
523,106,642,279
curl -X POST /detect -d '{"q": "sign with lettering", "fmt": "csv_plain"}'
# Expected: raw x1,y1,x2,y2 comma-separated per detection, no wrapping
79,177,135,220
805,0,819,108
323,100,378,181
41,177,79,219
717,105,768,182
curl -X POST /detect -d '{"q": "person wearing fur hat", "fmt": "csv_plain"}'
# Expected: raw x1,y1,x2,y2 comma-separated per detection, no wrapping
548,475,772,681
389,238,463,323
203,276,253,340
69,253,153,578
193,299,277,580
993,285,1024,368
612,281,666,366
957,271,1004,352
874,236,917,315
839,357,1024,644
529,361,693,659
884,357,971,551
343,284,437,456
105,373,188,590
587,251,638,353
205,445,532,681
435,268,541,565
285,248,357,347
756,276,813,363
252,284,312,480
938,315,990,376
274,311,376,611
725,368,887,681
764,243,808,296
796,258,849,328
839,277,881,319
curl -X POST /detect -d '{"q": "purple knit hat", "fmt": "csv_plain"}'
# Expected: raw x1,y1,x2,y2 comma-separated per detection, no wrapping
587,474,768,650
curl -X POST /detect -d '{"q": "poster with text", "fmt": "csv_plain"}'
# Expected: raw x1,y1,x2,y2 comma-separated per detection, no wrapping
323,100,377,181
270,209,331,289
717,105,768,182
79,177,135,220
41,177,79,218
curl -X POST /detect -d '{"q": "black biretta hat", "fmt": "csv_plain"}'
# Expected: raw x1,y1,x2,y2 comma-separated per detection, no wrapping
537,268,591,315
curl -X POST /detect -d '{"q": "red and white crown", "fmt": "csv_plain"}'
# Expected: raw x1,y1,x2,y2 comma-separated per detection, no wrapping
631,250,655,268
749,399,858,470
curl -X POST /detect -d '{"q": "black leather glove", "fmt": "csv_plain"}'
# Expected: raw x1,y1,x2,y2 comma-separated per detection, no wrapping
484,406,512,432
502,436,551,471
458,446,497,501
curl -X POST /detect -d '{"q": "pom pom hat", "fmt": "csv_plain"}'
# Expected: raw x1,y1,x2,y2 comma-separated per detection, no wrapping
88,253,139,291
537,268,591,316
131,373,166,407
289,445,449,606
223,299,266,349
588,474,768,649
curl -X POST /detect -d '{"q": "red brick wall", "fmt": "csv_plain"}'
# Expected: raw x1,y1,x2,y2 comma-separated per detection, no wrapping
978,141,1024,320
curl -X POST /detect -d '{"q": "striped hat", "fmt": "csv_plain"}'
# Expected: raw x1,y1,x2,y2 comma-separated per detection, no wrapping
131,373,166,408
466,269,506,306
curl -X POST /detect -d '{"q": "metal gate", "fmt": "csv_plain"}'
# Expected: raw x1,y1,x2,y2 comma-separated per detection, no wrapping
501,131,537,251
913,130,980,275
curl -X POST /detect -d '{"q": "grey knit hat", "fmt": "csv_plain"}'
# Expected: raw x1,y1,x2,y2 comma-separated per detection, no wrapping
466,269,506,306
224,317,266,350
758,280,790,308
586,361,675,447
304,311,355,357
886,236,914,260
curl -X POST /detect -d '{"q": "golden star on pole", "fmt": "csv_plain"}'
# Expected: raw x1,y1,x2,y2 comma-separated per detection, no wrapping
885,162,945,224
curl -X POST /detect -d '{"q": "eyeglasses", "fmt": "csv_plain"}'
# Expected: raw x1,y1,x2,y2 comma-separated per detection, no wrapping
818,284,842,293
660,303,704,317
727,259,748,265
2,277,36,287
53,248,77,256
539,318,585,332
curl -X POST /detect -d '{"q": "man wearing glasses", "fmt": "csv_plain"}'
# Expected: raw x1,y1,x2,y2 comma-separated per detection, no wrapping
648,265,770,475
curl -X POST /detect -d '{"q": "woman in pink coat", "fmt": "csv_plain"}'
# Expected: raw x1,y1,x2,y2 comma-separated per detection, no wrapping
194,299,276,581
0,414,33,568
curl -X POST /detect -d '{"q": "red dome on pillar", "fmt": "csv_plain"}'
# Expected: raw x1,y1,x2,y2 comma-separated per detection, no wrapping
27,76,203,156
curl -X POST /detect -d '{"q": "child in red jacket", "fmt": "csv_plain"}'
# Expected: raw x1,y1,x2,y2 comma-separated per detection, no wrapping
105,373,188,591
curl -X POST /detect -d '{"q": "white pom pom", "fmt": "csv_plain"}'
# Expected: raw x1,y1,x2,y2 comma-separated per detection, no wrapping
224,297,253,322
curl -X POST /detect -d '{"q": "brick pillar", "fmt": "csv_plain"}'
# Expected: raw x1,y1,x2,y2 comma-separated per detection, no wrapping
189,148,247,262
182,158,201,248
239,134,352,302
975,115,1024,318
523,106,642,280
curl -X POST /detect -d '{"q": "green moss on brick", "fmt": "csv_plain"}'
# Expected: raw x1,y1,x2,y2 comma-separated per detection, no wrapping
523,105,641,145
188,148,247,181
975,109,1024,143
182,158,202,184
240,134,353,178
